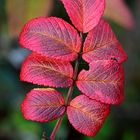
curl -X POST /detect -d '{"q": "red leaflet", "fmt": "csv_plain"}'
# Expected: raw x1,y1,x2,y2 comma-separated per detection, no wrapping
21,88,65,122
83,19,127,63
67,95,110,136
19,17,81,61
77,60,124,105
20,53,73,88
61,0,105,33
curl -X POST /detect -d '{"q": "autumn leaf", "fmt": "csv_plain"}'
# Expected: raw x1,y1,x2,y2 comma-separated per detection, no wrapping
20,53,73,88
19,17,81,61
21,88,65,122
83,19,127,64
67,95,110,136
77,60,124,105
61,0,105,33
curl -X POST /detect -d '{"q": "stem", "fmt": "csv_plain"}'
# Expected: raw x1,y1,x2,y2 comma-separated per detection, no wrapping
49,32,83,140
65,58,79,105
50,117,63,140
65,32,83,105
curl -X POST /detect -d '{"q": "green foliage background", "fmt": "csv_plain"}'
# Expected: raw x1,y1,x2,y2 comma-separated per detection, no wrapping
0,0,140,140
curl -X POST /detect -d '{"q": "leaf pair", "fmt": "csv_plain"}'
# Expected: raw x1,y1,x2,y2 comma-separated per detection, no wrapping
22,88,110,136
19,17,127,63
19,0,127,137
21,52,125,105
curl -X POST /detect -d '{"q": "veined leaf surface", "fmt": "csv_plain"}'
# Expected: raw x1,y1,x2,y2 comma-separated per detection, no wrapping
77,60,124,104
21,88,65,122
83,19,127,63
19,17,81,61
20,53,73,88
61,0,105,33
67,95,110,136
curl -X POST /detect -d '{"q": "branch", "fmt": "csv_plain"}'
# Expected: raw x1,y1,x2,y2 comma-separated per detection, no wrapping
49,32,83,140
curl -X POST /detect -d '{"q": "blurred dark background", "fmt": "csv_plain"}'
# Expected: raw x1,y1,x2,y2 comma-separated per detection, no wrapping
0,0,140,140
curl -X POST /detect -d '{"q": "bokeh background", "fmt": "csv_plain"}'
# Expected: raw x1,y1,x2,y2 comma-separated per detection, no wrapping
0,0,140,140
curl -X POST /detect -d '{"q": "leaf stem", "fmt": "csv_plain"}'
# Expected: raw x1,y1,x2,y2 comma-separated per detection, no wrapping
49,32,83,140
65,32,83,105
65,58,79,105
50,117,63,140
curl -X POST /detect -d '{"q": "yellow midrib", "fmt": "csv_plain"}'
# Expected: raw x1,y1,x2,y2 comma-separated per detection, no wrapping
29,64,72,79
31,104,64,108
29,31,78,52
78,78,121,85
71,105,103,124
83,40,118,54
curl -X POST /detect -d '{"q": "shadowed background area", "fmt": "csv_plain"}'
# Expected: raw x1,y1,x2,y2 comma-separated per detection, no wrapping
0,0,140,140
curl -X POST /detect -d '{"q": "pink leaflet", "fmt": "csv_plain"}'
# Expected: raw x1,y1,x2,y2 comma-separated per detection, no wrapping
83,19,127,63
21,88,65,122
19,17,81,61
67,95,110,136
20,53,73,88
61,0,105,33
76,60,124,105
